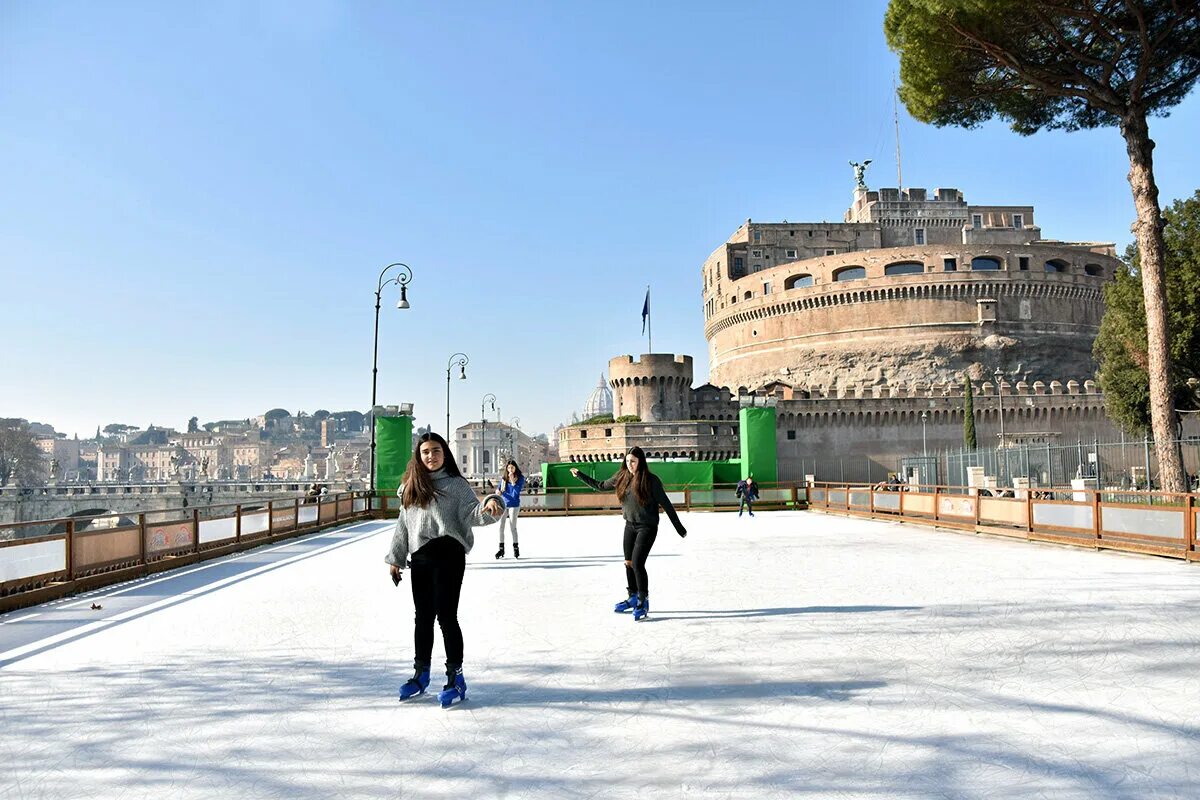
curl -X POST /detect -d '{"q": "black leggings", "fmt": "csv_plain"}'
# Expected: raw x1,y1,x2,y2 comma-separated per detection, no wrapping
622,523,658,600
409,536,466,667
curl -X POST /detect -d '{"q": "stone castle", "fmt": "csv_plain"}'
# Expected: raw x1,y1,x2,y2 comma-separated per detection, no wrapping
556,181,1192,483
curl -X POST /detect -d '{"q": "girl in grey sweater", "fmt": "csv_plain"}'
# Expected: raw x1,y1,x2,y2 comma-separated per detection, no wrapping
386,432,504,707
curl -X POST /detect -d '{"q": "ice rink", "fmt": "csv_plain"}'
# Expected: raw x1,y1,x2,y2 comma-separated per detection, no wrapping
2,510,1198,799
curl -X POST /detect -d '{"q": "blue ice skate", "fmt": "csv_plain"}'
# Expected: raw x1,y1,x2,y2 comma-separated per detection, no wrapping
633,597,649,621
613,595,638,613
399,665,430,700
438,668,467,708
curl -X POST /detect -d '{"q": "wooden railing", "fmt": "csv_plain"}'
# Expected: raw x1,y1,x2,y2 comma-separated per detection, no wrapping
807,481,1199,562
0,491,371,613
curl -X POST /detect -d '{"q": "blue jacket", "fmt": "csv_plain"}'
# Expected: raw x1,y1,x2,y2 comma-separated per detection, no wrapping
499,475,526,507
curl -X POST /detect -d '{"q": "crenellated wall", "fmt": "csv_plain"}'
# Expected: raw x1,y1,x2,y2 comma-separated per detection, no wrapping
608,354,693,423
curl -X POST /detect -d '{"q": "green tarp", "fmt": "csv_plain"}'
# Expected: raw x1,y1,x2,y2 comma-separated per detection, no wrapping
739,406,777,484
375,416,413,496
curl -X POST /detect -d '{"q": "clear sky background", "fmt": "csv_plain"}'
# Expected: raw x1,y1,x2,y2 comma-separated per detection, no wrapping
3,1,1198,441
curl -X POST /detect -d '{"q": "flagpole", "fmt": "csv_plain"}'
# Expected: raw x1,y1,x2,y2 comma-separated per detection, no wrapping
647,285,652,354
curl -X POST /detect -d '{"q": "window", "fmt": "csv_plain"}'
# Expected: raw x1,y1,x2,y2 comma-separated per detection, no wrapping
763,281,771,294
787,430,796,440
605,428,612,437
1084,263,1103,276
461,432,467,438
944,257,957,271
1018,257,1029,271
784,273,813,289
1045,259,1068,273
710,425,718,436
1012,213,1024,229
743,290,752,300
825,249,836,256
461,454,467,464
789,230,795,236
972,214,983,229
753,231,762,243
971,256,1002,271
833,266,866,281
785,249,797,258
752,249,762,257
580,430,587,438
734,257,744,270
885,261,924,276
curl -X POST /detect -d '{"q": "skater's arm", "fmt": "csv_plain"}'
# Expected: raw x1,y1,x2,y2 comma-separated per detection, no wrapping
570,468,616,491
452,478,505,527
653,476,687,537
385,500,409,570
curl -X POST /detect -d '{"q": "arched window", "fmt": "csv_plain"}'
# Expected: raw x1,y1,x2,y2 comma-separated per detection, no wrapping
884,261,924,276
784,274,813,290
743,290,752,300
833,266,866,282
1045,258,1069,273
970,256,1002,271
1084,263,1103,276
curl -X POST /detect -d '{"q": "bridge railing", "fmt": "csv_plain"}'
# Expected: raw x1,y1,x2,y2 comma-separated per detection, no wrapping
0,491,371,613
807,481,1199,561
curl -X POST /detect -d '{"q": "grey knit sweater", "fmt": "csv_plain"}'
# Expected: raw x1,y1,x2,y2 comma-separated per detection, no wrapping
385,469,504,570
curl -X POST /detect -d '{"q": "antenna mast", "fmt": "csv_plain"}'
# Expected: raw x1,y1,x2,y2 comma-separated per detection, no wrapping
893,74,903,190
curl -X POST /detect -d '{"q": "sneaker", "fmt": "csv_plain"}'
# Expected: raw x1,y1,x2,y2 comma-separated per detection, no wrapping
633,597,649,621
613,595,638,613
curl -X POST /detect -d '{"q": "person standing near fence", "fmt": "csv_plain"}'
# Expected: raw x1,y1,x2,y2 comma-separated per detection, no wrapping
737,475,760,517
569,446,687,622
386,432,505,707
495,460,525,559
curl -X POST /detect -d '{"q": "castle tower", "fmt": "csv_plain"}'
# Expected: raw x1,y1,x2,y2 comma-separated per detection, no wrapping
608,354,693,422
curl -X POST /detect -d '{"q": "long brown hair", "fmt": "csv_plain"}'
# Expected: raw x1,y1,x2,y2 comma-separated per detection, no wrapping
614,446,652,506
401,432,462,508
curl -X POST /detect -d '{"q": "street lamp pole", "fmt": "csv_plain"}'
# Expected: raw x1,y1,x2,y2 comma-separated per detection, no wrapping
369,263,412,498
481,393,497,480
921,410,928,457
446,353,469,440
994,367,1006,484
509,416,521,465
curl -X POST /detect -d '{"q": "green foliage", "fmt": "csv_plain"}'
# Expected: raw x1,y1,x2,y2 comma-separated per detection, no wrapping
885,1,1200,135
615,415,641,423
102,423,134,435
0,421,46,486
575,413,614,426
963,376,977,451
1095,191,1200,432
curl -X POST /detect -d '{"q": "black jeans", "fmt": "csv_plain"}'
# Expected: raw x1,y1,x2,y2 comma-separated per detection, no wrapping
409,536,466,667
622,523,658,600
739,497,754,514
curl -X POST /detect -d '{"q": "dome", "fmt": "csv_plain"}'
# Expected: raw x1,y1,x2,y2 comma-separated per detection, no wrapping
582,374,613,418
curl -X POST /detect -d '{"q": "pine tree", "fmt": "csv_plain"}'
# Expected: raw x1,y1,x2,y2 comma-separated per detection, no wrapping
963,377,977,451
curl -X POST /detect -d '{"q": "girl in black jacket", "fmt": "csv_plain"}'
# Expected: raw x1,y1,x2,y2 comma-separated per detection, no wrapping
570,446,686,621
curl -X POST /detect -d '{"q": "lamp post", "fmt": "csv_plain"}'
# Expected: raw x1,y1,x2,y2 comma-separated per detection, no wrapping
994,367,1006,484
509,416,521,465
369,263,413,498
481,393,497,480
446,353,468,440
921,410,928,457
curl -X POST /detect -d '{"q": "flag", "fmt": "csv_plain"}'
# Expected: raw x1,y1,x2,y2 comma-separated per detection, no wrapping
641,288,650,334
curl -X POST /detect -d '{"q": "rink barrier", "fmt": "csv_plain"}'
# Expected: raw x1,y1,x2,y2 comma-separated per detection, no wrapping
371,481,808,518
0,491,372,614
808,481,1199,562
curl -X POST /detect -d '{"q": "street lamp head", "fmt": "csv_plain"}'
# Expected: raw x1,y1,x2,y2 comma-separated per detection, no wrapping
921,411,927,421
396,284,410,310
459,364,467,380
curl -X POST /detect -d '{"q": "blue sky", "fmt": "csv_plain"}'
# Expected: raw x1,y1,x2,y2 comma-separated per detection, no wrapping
3,1,1198,440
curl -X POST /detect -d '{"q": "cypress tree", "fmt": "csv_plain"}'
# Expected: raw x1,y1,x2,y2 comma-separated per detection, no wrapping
963,376,977,451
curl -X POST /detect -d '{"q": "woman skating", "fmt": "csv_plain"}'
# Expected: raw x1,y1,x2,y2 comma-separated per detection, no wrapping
386,432,504,706
495,460,526,559
570,446,686,621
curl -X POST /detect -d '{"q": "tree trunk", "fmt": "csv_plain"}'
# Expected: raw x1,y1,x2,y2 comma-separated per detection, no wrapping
1120,111,1186,493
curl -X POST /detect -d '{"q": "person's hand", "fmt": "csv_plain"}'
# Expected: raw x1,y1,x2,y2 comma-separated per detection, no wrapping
389,564,402,585
570,468,580,477
624,559,632,568
483,498,503,516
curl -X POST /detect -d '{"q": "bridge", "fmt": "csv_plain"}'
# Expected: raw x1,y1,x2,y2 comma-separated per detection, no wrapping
2,508,1198,798
0,480,362,529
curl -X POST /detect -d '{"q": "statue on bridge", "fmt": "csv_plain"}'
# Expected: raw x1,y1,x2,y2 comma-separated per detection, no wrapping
49,458,60,481
849,159,872,190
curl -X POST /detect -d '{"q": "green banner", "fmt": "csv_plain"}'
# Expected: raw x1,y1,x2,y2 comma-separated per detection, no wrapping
375,416,413,496
738,406,778,484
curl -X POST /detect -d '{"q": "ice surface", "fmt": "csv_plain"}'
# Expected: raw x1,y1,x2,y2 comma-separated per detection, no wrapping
2,511,1198,799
